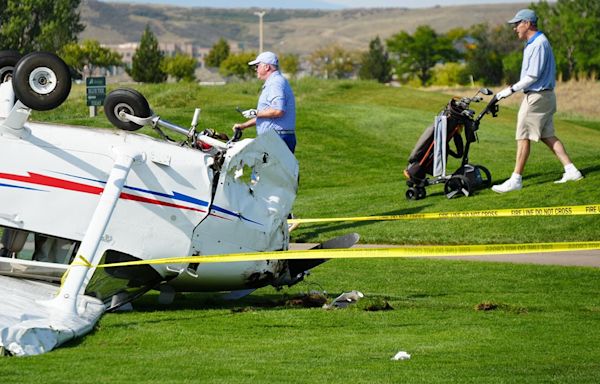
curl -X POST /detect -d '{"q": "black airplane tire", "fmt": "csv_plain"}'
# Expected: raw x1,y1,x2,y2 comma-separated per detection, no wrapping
0,50,22,83
104,88,152,131
13,52,71,111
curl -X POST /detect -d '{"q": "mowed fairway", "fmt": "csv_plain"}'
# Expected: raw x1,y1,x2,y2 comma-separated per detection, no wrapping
2,80,598,382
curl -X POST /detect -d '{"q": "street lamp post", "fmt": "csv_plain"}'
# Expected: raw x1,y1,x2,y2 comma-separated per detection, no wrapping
254,11,266,52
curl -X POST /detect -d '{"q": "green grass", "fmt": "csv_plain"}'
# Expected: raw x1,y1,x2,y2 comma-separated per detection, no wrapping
2,259,599,383
4,79,598,382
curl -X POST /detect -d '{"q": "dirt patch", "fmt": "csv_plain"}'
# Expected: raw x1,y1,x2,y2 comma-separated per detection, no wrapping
285,292,328,308
475,301,528,314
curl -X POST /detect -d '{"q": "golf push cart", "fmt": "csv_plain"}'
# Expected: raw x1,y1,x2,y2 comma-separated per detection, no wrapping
403,88,500,200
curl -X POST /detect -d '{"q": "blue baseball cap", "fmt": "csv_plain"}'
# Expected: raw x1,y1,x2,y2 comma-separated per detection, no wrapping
508,9,538,24
248,51,279,66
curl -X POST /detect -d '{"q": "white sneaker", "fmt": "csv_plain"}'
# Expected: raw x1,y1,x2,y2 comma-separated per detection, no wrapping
554,170,583,184
491,178,522,193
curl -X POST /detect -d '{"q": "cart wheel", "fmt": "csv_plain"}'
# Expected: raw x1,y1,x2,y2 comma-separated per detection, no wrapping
444,175,472,199
473,164,492,188
104,88,152,131
405,187,417,200
416,187,427,200
12,52,71,111
0,50,21,83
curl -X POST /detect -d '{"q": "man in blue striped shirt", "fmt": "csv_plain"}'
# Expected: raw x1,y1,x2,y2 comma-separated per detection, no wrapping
492,9,583,193
234,51,297,153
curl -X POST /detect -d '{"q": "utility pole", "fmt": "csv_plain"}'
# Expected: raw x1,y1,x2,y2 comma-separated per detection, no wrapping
254,11,266,52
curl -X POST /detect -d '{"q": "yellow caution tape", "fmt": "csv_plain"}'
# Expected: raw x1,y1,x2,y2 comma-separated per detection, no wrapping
70,241,600,269
63,204,599,272
287,204,600,224
77,255,92,267
60,255,92,286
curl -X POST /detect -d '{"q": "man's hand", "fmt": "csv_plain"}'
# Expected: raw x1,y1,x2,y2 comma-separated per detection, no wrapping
496,86,514,100
242,109,257,119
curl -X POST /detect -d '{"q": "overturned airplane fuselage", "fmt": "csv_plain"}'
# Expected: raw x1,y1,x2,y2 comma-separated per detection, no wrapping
0,52,322,355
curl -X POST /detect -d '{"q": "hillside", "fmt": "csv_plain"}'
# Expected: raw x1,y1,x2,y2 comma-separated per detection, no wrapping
80,0,529,54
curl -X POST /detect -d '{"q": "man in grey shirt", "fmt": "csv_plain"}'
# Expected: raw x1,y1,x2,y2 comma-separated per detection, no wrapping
492,9,583,193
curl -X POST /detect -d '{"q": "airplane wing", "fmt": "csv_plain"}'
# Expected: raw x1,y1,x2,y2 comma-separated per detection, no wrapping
0,275,105,356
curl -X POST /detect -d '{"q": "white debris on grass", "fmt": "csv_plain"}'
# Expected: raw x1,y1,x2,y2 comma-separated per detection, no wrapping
323,290,365,309
391,351,411,361
323,290,364,309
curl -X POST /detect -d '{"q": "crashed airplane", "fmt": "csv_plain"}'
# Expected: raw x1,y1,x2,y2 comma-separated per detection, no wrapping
0,51,357,356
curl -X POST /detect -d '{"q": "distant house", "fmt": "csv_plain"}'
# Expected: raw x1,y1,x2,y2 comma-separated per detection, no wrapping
103,42,211,69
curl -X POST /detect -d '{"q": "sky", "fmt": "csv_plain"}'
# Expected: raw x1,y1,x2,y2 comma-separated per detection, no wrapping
101,0,549,9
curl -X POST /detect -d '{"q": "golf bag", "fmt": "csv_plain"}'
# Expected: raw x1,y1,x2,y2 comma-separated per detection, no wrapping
403,89,499,200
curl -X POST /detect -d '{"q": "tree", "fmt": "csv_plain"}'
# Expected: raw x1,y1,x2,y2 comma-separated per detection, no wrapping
205,38,230,68
462,24,504,86
279,53,300,78
533,0,600,80
502,51,522,84
491,23,524,84
432,62,470,86
60,40,122,78
386,25,460,86
127,25,166,83
359,36,392,83
452,23,520,86
309,44,358,79
219,52,257,80
162,53,197,82
0,0,85,53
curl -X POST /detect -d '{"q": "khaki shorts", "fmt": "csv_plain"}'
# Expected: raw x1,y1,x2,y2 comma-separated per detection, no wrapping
516,90,556,142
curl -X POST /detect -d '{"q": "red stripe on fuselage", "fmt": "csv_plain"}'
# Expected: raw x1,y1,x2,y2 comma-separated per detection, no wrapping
0,171,102,194
119,192,206,212
0,172,206,213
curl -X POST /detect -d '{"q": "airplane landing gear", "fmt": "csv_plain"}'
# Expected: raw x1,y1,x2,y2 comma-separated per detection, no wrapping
12,52,71,111
104,88,152,131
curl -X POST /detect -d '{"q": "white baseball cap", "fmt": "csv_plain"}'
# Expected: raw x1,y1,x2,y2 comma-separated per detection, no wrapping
248,51,279,66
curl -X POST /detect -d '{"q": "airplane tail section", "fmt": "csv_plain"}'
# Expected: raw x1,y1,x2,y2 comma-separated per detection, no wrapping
279,233,360,287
